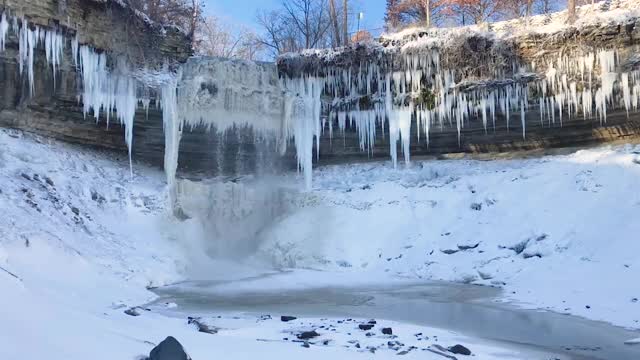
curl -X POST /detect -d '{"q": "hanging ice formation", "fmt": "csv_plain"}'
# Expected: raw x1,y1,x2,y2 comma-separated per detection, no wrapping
0,12,141,174
159,58,324,198
271,43,640,188
2,11,640,196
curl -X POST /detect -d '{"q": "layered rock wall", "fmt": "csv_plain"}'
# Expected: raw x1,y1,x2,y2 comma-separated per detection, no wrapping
0,0,190,168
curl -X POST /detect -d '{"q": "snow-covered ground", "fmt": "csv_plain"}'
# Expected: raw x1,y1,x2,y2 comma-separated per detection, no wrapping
383,0,640,42
261,144,640,330
1,128,639,359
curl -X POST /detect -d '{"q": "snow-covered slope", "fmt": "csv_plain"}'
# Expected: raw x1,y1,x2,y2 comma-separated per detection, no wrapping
259,144,640,329
0,129,557,360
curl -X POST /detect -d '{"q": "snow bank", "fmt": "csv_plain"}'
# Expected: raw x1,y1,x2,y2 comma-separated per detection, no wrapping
257,144,640,329
382,0,640,42
0,128,554,360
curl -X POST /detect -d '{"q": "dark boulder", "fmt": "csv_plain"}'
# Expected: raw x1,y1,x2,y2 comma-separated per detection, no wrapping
359,324,374,330
149,336,191,360
281,315,297,322
382,327,393,335
297,331,320,340
124,307,142,317
448,344,472,355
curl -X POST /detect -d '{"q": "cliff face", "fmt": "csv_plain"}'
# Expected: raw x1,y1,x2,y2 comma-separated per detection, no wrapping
277,1,640,165
0,0,190,168
2,0,640,182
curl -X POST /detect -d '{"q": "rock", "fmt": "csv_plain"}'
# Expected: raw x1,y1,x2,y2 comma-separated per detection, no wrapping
457,243,480,251
297,331,319,340
148,336,191,360
281,315,297,322
507,239,529,254
448,344,472,355
187,317,218,334
358,324,374,330
125,307,142,317
382,327,393,335
441,249,459,255
470,203,482,211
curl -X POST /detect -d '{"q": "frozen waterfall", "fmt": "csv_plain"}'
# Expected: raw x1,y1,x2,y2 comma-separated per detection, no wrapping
2,9,640,210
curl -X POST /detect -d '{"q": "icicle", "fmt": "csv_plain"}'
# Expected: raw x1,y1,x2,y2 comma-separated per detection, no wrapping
71,35,79,68
0,12,9,51
161,75,181,210
622,72,630,116
520,99,526,139
19,19,40,96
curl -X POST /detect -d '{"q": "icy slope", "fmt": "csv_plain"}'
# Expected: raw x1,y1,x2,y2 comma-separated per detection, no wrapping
0,128,184,289
258,145,640,329
0,129,546,360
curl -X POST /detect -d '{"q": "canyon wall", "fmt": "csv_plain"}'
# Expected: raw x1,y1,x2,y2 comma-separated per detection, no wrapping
1,0,640,180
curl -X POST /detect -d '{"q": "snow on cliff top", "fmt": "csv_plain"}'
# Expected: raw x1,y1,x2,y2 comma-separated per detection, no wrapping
384,0,640,43
282,0,640,61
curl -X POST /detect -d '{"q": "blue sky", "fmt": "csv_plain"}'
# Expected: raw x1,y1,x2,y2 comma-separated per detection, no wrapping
202,0,387,35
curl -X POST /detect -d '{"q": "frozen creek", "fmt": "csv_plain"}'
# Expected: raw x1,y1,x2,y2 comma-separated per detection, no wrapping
149,273,640,360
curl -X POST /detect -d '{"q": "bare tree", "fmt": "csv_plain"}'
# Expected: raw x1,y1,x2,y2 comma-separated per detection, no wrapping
446,0,502,24
342,0,349,46
255,0,332,58
126,0,202,30
281,0,332,48
567,0,577,23
388,0,446,27
196,16,262,60
385,0,402,30
328,0,342,46
534,0,558,15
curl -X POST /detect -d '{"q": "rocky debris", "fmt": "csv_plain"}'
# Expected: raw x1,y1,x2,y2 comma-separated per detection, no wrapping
297,330,320,340
148,336,191,360
522,251,543,259
358,324,374,330
470,203,482,211
91,190,107,204
124,306,149,316
457,242,480,251
448,344,472,355
187,317,218,334
506,239,529,254
501,234,547,255
382,327,393,335
441,249,459,255
281,315,297,322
